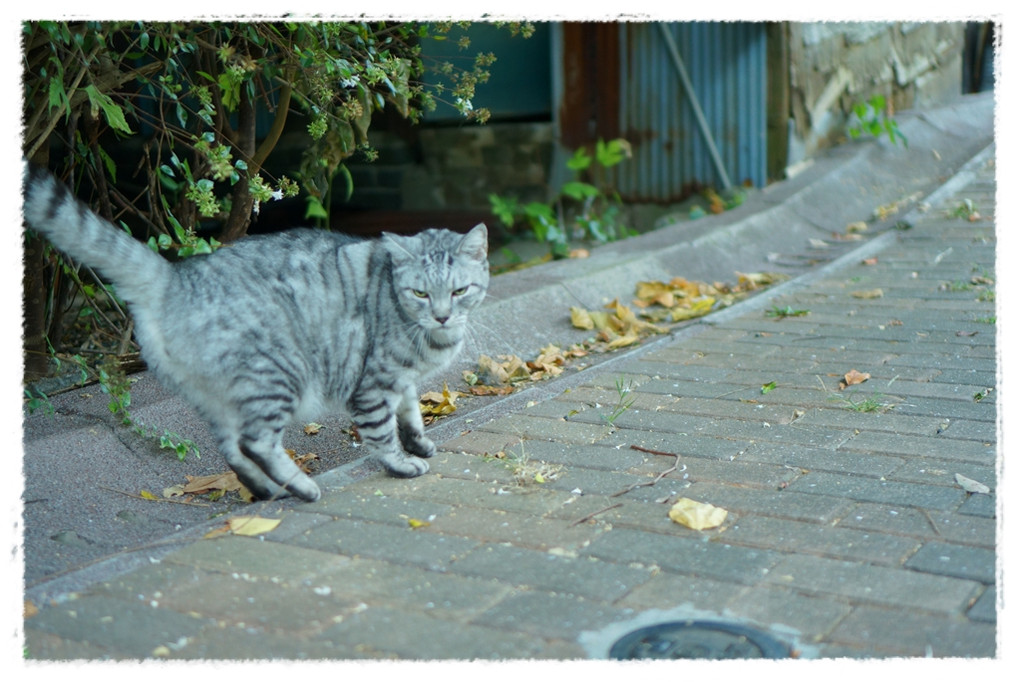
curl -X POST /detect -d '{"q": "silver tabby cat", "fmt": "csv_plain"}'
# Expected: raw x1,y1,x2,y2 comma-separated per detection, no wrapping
23,164,489,502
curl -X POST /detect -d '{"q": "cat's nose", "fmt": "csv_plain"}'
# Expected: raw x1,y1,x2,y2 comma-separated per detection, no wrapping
435,315,450,325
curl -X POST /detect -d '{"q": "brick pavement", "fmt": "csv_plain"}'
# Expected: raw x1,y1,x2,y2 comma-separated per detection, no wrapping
23,149,998,660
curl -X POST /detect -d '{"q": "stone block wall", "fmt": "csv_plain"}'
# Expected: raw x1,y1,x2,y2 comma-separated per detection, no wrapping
343,123,554,214
787,22,965,164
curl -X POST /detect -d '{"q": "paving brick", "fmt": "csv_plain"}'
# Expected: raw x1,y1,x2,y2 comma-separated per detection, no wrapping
602,427,757,461
889,459,996,490
786,471,966,510
839,430,995,464
172,621,373,659
613,571,751,613
24,628,120,661
904,541,996,584
836,503,996,549
597,408,854,450
726,515,920,565
448,543,655,601
764,554,982,612
472,591,634,641
967,585,997,624
583,527,782,585
164,534,351,582
25,594,213,659
740,440,905,477
957,491,997,518
828,606,996,657
475,413,615,444
421,505,602,550
508,439,651,472
283,517,480,571
439,429,526,455
312,556,513,619
312,491,457,526
395,473,580,516
320,604,576,659
726,584,853,637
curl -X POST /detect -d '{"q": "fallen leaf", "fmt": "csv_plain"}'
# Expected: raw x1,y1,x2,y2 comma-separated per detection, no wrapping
669,498,728,530
476,354,532,385
761,381,777,394
182,471,244,494
304,422,323,435
420,383,462,424
568,248,590,259
851,288,884,299
467,384,515,396
139,490,159,500
407,517,431,529
840,370,871,389
570,306,595,330
226,516,282,536
954,473,991,494
861,257,879,266
24,599,38,619
162,484,186,499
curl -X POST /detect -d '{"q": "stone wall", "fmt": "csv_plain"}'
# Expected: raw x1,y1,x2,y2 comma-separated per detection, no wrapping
787,22,965,164
344,123,554,214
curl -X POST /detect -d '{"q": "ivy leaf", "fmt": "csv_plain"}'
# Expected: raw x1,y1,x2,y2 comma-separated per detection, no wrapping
83,85,134,135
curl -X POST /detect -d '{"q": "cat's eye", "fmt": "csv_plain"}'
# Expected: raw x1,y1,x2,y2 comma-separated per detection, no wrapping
452,286,469,296
411,290,429,299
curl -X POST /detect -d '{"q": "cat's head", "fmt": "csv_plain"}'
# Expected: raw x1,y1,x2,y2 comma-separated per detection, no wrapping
382,223,489,339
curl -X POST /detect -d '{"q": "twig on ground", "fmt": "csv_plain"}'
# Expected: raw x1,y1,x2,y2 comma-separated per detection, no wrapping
569,502,623,527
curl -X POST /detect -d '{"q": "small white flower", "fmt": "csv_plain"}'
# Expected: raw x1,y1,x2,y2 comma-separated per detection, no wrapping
271,189,284,202
455,97,473,115
341,75,360,88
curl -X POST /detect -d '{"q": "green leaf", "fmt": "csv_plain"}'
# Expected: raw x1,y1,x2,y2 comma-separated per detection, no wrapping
83,85,134,135
595,138,626,168
561,181,599,201
305,195,329,220
566,147,592,172
761,381,777,394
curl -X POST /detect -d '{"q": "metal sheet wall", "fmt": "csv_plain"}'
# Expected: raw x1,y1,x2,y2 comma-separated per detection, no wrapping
613,22,768,202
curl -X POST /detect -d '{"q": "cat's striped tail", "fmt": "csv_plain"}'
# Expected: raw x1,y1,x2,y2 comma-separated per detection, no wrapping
22,162,171,303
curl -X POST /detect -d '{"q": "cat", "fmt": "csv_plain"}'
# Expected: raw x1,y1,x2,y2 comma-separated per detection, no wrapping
22,163,489,502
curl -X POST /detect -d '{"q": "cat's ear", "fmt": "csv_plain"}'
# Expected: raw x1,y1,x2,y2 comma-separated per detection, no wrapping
457,223,488,262
381,232,415,263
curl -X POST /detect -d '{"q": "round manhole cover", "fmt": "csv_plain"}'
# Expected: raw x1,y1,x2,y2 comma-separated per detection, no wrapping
609,620,791,660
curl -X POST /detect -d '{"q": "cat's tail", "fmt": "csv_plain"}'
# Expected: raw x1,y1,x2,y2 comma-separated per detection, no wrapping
23,162,171,303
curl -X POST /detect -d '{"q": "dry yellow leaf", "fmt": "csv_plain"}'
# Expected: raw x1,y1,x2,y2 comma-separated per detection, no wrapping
570,306,595,330
407,518,431,529
139,490,159,500
668,498,728,530
851,288,884,299
226,516,282,536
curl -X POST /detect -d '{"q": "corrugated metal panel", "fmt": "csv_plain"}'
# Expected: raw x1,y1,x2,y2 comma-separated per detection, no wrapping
613,22,767,202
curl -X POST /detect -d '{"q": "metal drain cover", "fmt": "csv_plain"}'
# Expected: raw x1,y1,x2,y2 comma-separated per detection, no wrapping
609,620,791,659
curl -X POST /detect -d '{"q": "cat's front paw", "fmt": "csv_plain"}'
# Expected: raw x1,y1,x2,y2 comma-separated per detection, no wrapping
381,454,430,478
404,435,437,459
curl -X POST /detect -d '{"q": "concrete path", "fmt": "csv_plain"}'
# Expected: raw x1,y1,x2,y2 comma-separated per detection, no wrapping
21,98,998,660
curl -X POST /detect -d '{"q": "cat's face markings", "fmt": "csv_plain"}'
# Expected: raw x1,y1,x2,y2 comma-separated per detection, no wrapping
383,225,489,331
